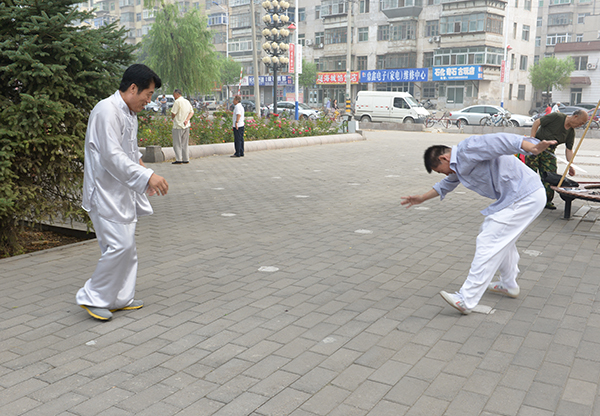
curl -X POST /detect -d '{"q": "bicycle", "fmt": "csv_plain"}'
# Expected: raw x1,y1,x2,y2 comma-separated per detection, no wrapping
481,112,512,127
425,110,451,128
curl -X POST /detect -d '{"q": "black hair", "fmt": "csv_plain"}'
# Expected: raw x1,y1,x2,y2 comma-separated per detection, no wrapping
119,64,162,93
424,145,451,173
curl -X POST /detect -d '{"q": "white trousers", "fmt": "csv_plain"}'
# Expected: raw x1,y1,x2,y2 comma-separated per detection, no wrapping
76,208,138,310
459,187,545,309
172,128,189,162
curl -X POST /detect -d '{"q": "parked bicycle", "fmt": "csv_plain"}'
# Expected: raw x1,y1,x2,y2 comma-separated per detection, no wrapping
425,110,451,128
481,112,511,127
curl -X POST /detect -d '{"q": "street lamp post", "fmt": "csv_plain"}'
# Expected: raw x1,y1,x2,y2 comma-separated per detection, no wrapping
261,0,291,115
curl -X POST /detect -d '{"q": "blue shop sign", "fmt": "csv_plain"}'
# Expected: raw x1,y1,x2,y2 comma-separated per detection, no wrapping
359,68,428,83
432,65,483,81
249,75,293,86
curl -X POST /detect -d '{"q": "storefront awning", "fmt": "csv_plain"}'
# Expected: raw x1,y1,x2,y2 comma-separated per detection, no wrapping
570,76,591,85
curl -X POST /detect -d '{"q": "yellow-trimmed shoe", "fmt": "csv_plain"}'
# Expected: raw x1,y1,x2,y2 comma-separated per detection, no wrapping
110,299,144,312
80,305,113,321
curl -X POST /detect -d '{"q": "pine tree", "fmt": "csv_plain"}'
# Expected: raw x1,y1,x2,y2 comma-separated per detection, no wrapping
0,0,137,256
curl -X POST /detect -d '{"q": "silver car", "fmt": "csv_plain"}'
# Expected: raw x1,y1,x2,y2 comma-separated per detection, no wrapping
267,101,320,120
449,105,534,128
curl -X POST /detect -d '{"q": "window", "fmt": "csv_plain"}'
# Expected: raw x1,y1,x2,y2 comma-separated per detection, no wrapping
571,88,582,104
228,37,254,53
548,13,572,26
357,56,368,70
208,13,227,26
434,46,503,66
522,25,530,41
423,52,433,68
120,12,134,22
510,53,516,70
358,27,369,42
143,8,156,18
517,85,526,100
577,13,588,23
535,36,541,47
537,17,542,27
376,52,416,69
519,55,528,70
422,82,436,98
546,33,571,45
380,0,423,8
315,32,324,46
549,0,570,3
315,5,320,19
534,55,539,64
513,22,517,39
298,34,305,46
110,2,115,10
426,20,439,37
119,0,133,6
321,0,347,17
230,14,250,28
318,56,346,71
213,32,226,44
524,0,531,9
390,21,416,40
439,13,503,35
572,56,588,70
359,0,370,13
515,0,518,7
377,25,389,41
576,34,583,42
508,84,513,100
299,8,305,21
136,12,141,21
229,0,249,5
325,27,347,44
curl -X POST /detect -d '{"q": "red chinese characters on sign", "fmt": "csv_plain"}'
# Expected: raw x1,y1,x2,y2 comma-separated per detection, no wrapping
316,72,360,84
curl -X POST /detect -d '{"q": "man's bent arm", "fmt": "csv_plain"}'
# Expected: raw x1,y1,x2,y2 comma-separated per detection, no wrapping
529,118,541,138
521,139,557,155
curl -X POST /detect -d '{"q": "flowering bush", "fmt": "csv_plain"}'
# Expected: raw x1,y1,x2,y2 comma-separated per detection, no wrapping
137,112,340,147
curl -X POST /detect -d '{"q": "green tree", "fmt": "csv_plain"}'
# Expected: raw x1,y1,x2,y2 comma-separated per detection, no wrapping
528,56,575,102
142,3,220,95
0,0,136,256
219,57,242,103
299,60,317,102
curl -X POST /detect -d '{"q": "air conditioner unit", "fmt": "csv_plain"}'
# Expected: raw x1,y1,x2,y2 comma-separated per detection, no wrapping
306,39,313,46
428,38,433,43
588,63,597,70
433,36,441,42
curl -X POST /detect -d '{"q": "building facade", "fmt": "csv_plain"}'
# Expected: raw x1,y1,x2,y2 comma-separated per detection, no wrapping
80,0,600,114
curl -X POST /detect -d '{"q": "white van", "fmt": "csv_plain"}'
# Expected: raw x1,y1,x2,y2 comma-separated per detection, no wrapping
354,91,429,124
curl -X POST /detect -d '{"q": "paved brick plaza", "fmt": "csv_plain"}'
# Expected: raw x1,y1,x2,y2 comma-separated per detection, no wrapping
2,130,600,416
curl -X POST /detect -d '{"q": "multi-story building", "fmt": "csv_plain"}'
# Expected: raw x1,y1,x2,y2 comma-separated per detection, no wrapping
80,0,551,114
534,0,600,106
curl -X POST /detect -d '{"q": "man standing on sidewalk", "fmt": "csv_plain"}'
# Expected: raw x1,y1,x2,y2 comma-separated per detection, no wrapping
78,64,169,321
401,133,556,314
231,95,245,158
171,89,194,164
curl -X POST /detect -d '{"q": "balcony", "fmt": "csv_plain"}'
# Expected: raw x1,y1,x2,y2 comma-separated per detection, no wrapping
380,0,422,19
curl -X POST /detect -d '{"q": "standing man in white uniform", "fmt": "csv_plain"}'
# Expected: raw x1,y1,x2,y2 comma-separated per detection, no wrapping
231,95,245,158
401,134,556,314
171,89,194,164
77,64,169,321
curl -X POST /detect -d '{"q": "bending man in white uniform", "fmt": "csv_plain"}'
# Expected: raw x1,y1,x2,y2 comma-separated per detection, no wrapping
401,133,556,314
77,64,169,321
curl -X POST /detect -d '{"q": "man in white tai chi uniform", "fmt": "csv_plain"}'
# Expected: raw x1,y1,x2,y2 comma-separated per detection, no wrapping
401,133,556,314
77,64,169,321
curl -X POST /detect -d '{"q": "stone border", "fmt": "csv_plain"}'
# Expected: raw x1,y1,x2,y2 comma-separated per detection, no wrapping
141,132,365,163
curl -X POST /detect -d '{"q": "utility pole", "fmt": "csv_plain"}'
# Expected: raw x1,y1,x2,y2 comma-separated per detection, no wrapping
250,0,261,116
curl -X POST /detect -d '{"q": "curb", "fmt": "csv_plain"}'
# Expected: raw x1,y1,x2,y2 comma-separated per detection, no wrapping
142,133,365,162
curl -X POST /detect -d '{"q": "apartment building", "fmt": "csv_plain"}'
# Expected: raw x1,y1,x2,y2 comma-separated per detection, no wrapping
81,0,544,113
534,0,600,106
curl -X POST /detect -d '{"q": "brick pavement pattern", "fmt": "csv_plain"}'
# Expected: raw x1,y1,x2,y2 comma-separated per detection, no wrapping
2,131,600,416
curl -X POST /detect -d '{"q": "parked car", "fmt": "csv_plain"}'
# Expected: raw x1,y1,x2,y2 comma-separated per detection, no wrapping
144,101,160,112
449,105,533,128
266,101,320,120
559,105,590,116
575,103,598,111
229,99,260,113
